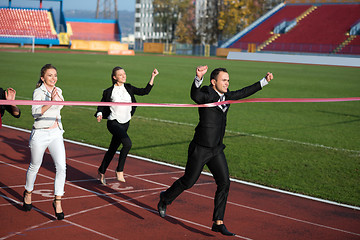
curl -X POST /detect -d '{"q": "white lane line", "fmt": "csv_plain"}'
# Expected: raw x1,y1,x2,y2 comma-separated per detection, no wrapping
128,153,360,211
133,170,184,177
11,98,356,155
183,190,360,237
61,219,118,240
2,126,360,237
134,116,360,154
64,191,159,218
72,159,360,237
0,162,164,239
0,196,118,240
117,199,253,240
0,164,231,240
0,186,166,208
2,157,360,238
66,158,360,237
2,126,360,215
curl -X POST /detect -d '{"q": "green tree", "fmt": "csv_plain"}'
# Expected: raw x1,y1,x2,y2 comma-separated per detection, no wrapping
153,0,195,44
218,0,267,41
218,0,245,40
175,0,196,44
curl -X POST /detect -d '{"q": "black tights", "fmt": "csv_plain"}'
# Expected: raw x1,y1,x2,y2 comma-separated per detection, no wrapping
98,120,132,174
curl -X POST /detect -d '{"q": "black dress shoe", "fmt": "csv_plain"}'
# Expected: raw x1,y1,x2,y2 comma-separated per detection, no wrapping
157,191,167,218
211,223,235,236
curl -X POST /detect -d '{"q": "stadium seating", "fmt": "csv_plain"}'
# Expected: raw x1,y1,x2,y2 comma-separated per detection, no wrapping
67,20,120,41
0,8,57,39
339,35,360,55
224,2,360,55
229,5,312,50
264,4,360,54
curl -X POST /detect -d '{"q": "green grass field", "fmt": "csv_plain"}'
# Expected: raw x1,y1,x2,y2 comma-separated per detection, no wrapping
1,51,359,206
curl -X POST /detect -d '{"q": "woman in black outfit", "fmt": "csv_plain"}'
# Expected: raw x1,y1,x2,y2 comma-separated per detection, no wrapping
0,87,21,128
95,66,159,185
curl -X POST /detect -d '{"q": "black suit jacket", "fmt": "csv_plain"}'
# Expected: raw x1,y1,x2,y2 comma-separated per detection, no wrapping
190,81,262,148
95,83,153,119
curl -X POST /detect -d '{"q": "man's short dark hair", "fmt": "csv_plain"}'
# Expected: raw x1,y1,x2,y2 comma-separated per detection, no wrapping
210,68,228,83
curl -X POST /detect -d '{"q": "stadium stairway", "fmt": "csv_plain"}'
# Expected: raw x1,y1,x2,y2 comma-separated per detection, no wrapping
220,2,360,56
333,35,357,54
263,4,360,54
295,5,317,22
256,33,280,51
257,5,317,52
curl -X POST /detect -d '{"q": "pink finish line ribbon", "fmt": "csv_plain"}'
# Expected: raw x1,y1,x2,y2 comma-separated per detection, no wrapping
1,98,360,107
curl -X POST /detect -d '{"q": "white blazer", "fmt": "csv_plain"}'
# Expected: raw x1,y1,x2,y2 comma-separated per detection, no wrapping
31,84,64,130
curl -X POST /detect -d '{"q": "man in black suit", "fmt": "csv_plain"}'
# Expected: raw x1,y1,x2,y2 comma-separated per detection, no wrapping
157,65,273,236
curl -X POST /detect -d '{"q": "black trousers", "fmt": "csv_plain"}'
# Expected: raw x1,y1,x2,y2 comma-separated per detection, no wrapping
162,141,230,221
98,120,132,174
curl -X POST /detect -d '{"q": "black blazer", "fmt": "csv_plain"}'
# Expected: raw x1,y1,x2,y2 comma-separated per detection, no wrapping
0,88,21,118
95,83,153,119
190,81,262,148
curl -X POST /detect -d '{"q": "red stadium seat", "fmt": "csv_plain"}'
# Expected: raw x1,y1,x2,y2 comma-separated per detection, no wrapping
264,4,360,54
0,8,57,39
68,21,120,41
229,5,312,50
227,3,360,55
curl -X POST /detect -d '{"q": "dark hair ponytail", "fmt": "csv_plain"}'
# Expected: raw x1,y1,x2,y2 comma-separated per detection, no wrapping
36,64,57,88
111,66,123,84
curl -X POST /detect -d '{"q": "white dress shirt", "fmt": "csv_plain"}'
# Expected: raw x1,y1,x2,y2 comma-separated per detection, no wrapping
108,84,132,123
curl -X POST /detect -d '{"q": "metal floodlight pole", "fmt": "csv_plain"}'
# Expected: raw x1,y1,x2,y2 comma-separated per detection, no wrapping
96,0,118,19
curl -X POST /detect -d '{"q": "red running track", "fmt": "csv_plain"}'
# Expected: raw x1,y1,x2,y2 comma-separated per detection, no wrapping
0,126,359,240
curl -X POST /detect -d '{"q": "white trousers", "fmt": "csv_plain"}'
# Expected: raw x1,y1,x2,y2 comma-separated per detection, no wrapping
25,127,66,196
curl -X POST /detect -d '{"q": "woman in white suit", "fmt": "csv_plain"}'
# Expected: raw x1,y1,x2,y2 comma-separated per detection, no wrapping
23,64,66,220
